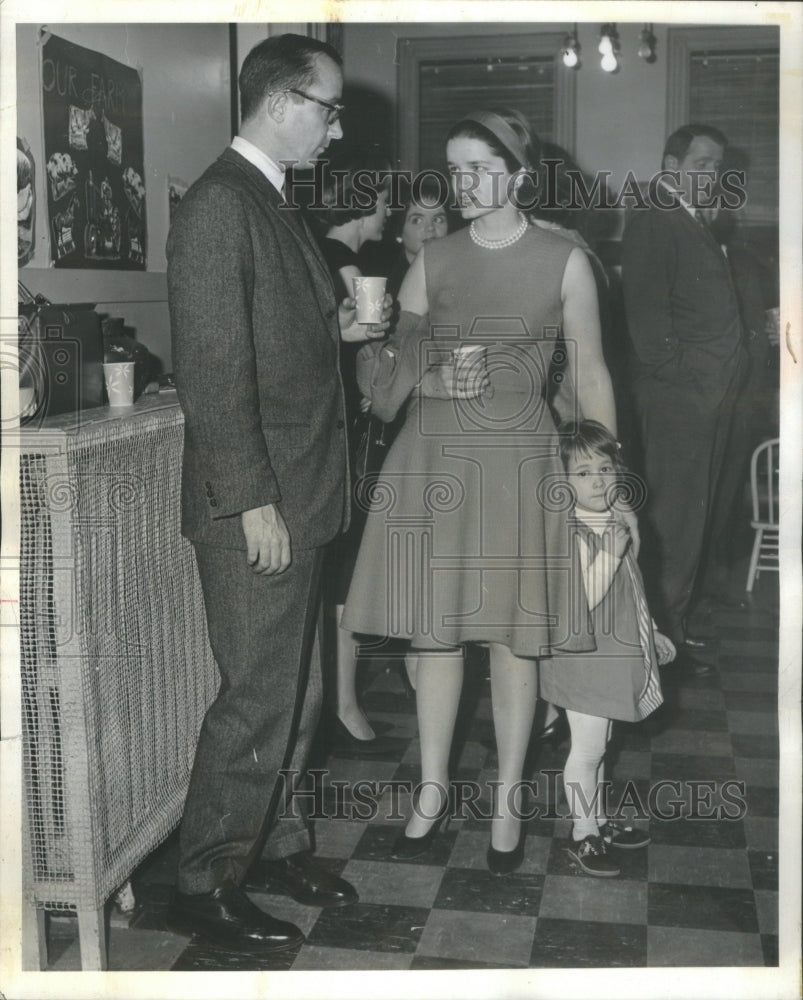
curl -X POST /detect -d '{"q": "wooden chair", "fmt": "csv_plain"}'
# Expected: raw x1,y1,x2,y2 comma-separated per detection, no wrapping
746,437,780,592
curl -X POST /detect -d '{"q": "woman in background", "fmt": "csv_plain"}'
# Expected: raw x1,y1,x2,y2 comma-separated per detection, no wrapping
308,155,393,752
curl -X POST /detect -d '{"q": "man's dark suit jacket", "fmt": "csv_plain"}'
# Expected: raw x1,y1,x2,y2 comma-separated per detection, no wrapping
167,147,348,551
621,200,745,409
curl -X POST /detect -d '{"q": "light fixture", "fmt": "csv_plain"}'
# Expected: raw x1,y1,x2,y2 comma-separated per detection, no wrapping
599,23,620,72
562,25,580,68
638,24,657,63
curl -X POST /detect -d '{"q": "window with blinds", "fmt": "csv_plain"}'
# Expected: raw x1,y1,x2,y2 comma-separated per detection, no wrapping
418,58,555,171
397,33,575,174
688,49,779,227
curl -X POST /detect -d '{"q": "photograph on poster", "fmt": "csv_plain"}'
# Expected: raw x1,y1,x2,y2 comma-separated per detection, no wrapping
0,4,800,999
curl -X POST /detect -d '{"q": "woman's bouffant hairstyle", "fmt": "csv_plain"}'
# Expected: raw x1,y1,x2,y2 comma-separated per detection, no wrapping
239,33,342,123
558,419,625,472
387,174,450,240
446,107,541,209
307,150,392,230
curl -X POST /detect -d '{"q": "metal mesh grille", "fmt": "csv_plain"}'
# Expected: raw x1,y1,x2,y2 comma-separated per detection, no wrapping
20,405,218,911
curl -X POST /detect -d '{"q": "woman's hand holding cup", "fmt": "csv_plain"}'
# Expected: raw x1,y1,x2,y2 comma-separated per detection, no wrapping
441,344,491,399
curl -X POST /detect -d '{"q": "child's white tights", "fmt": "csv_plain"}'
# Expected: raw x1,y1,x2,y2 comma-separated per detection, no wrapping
564,710,613,840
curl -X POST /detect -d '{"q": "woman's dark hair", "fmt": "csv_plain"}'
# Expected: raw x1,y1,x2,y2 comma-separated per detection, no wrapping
387,174,449,240
558,419,624,471
446,107,541,209
308,150,391,230
239,33,342,122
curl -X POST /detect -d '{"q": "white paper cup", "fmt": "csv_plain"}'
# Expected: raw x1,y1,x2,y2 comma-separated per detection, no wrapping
103,362,135,406
452,344,488,396
352,276,387,324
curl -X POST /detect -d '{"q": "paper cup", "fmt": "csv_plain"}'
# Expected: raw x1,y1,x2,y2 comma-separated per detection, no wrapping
352,276,387,324
453,344,488,396
103,362,135,406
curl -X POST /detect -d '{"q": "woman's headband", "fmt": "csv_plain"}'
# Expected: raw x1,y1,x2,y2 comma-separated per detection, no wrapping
457,110,531,170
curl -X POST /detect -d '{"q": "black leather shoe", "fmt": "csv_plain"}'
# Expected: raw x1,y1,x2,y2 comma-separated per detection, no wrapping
678,650,717,677
684,633,716,650
246,853,358,907
533,713,569,749
169,880,304,952
487,833,525,876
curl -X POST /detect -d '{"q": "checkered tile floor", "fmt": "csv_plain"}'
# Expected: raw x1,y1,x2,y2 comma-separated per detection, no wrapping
43,578,781,972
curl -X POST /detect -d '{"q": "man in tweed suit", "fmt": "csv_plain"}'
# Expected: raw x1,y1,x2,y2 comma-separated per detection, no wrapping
167,34,388,952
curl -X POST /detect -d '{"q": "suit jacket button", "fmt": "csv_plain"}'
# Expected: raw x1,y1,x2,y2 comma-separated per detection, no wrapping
210,499,218,508
336,419,345,429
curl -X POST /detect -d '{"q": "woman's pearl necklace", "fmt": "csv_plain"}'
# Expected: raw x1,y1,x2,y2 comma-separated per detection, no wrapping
469,213,528,250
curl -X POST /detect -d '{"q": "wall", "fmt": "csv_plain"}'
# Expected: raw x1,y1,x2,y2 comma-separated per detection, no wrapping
341,20,673,192
16,23,231,368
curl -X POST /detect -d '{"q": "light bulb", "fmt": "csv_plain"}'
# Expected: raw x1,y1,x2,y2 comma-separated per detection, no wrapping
562,46,579,68
598,34,613,55
601,51,618,72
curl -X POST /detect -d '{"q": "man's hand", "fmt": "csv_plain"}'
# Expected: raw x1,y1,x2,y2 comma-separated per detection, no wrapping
653,630,677,666
241,503,291,575
339,293,393,342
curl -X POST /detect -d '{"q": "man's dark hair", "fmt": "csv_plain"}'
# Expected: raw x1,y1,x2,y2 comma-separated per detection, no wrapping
239,33,342,123
662,123,728,167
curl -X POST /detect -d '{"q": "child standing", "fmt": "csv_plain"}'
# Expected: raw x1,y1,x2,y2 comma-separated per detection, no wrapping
539,420,676,876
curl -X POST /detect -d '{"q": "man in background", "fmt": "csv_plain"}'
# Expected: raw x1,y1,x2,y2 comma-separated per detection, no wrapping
622,124,749,666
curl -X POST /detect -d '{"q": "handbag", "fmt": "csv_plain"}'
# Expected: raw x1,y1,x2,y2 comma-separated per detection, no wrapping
352,411,389,484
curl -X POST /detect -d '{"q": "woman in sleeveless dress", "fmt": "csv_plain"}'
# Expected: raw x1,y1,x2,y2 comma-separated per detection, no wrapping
342,108,619,873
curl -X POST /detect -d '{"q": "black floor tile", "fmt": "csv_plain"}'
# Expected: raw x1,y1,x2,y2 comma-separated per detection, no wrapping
722,690,777,712
730,733,779,759
433,867,544,916
760,933,779,967
529,917,647,968
718,655,778,673
743,785,779,819
648,883,759,933
747,849,778,891
650,753,737,783
652,707,730,732
305,902,429,952
649,818,746,849
410,954,509,969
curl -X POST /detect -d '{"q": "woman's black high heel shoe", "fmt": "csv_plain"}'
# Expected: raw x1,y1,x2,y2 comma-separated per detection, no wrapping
486,832,525,876
390,793,452,860
533,712,569,749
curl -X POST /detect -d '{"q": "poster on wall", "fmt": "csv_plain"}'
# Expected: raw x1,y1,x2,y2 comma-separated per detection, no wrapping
18,136,36,266
41,32,146,269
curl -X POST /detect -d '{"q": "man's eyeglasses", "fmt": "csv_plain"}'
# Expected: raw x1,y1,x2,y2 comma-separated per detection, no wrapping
286,88,344,124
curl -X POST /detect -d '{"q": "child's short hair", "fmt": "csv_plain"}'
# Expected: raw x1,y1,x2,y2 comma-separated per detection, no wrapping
558,419,624,471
